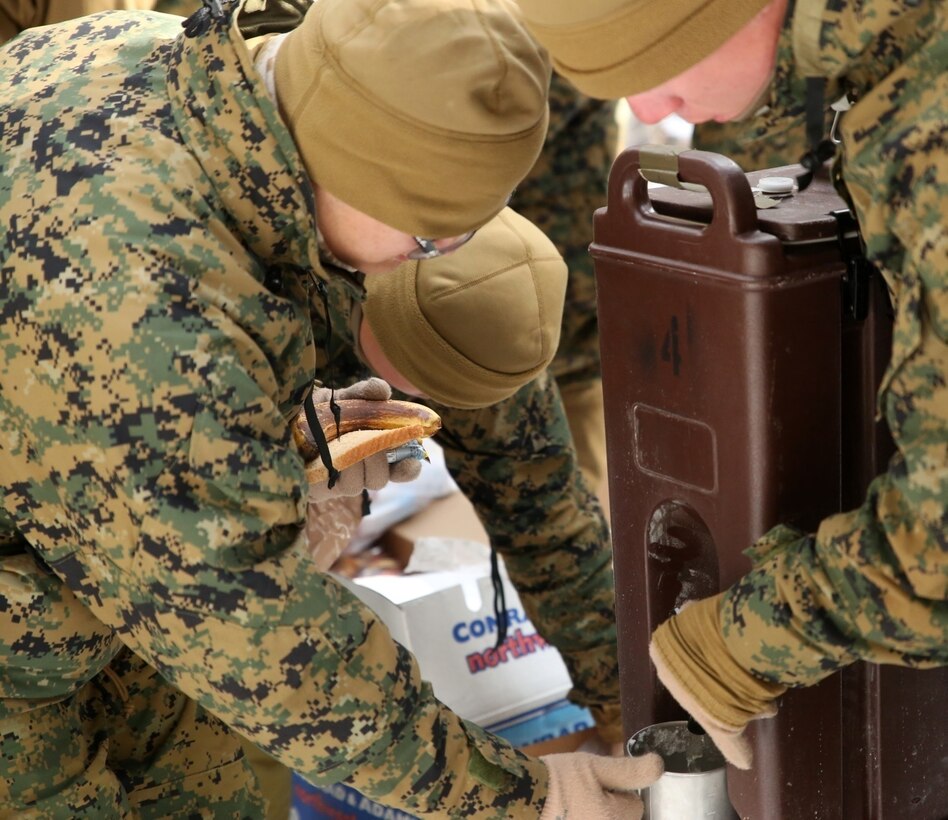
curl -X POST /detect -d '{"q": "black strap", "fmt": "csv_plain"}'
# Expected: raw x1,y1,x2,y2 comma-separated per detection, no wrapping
182,0,227,37
831,209,873,322
490,547,508,648
303,269,346,489
796,78,836,191
303,384,340,489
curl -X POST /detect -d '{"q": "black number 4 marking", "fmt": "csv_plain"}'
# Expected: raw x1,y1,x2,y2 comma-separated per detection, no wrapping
661,315,682,376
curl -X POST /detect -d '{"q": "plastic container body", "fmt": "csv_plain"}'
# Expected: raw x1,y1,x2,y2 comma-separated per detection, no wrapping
593,149,948,819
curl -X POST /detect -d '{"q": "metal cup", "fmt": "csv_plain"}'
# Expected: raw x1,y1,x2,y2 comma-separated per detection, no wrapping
628,721,739,820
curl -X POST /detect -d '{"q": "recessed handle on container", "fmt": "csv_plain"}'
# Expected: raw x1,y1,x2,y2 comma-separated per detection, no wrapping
594,146,783,275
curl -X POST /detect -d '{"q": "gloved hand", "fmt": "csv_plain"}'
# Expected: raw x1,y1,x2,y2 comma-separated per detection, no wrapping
649,592,787,769
539,751,663,820
307,448,421,503
306,378,424,502
310,376,392,404
577,728,626,758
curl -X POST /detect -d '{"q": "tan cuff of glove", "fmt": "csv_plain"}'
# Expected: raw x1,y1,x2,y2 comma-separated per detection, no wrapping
539,751,663,820
305,495,363,571
649,592,786,769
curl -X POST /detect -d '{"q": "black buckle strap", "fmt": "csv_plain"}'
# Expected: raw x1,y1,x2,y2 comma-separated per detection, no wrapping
831,209,873,322
795,78,837,192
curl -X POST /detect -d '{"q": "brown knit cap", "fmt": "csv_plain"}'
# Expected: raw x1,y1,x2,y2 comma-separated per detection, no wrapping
274,0,551,238
516,0,769,99
363,208,567,410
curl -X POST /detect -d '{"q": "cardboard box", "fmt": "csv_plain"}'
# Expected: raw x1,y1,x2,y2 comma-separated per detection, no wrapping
379,491,488,567
347,561,581,728
291,555,594,820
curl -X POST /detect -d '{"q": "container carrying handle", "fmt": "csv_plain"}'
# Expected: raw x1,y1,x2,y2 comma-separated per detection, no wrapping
595,146,782,275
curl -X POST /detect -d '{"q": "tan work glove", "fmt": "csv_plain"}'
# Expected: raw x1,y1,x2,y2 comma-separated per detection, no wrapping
307,449,420,503
649,592,786,769
304,378,423,503
539,751,663,820
309,375,391,406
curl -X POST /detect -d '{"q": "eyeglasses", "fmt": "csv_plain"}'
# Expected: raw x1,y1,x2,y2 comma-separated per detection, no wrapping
406,230,477,261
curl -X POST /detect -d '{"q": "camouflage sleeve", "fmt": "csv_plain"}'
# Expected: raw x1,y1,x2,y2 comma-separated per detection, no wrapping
432,373,623,739
510,73,616,388
719,28,948,686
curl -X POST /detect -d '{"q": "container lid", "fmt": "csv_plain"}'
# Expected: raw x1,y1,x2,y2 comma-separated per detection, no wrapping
649,164,851,243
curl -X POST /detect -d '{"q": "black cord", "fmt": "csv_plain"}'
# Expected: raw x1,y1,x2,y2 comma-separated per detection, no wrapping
490,547,508,648
303,384,340,489
795,78,836,192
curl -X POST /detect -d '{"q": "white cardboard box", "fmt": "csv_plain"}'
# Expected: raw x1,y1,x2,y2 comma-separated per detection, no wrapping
334,559,579,730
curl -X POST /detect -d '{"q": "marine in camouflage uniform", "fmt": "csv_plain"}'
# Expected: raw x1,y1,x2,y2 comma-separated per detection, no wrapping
715,0,948,688
514,0,946,766
319,284,622,747
648,0,948,745
0,5,564,817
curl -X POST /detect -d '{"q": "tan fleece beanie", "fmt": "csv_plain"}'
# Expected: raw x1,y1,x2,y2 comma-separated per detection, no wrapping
363,208,567,410
274,0,551,238
516,0,769,99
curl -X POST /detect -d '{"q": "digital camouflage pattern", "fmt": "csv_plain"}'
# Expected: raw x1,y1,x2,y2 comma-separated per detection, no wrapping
0,0,155,43
0,5,554,817
512,74,617,391
512,74,617,495
719,0,948,686
0,562,262,817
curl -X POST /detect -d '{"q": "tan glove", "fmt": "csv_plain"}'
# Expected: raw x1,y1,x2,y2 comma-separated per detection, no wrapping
305,495,364,571
649,592,786,769
310,376,392,404
539,751,663,820
307,448,421,503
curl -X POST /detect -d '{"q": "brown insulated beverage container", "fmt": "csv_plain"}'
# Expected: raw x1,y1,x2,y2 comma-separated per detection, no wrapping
592,147,947,819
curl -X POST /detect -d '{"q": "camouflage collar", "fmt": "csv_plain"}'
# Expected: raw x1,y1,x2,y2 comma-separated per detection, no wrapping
165,0,324,279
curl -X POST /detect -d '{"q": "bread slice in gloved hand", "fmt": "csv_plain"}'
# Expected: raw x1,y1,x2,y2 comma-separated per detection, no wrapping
649,592,786,769
292,378,441,501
